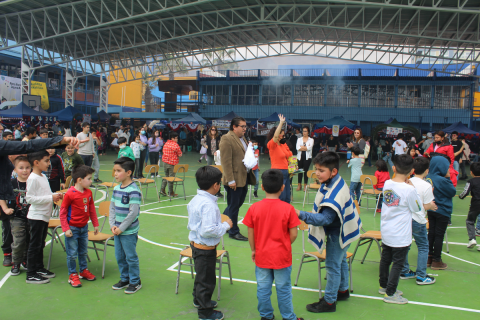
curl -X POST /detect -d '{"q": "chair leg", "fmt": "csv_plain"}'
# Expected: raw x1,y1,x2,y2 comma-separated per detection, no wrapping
445,230,449,253
102,239,110,279
361,240,373,264
317,258,323,299
182,182,186,200
175,255,183,294
226,253,233,284
350,239,362,263
55,228,65,251
303,187,308,208
217,256,223,301
349,257,353,293
374,194,381,216
189,258,194,278
375,239,382,257
93,242,100,260
47,229,56,270
294,255,306,286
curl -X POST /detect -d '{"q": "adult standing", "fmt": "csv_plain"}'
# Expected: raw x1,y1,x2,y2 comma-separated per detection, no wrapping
91,128,102,183
220,117,250,241
346,128,366,153
459,137,470,180
195,125,205,152
148,129,163,169
52,120,65,136
326,135,338,152
392,133,408,160
420,132,434,152
266,114,293,203
205,126,221,166
76,122,95,167
138,128,148,178
296,126,314,191
450,131,465,173
424,130,457,186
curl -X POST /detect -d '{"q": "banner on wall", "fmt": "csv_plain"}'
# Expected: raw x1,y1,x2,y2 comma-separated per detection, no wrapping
256,121,278,136
212,120,230,131
0,75,21,102
332,125,340,137
83,114,92,123
30,81,50,110
386,126,403,136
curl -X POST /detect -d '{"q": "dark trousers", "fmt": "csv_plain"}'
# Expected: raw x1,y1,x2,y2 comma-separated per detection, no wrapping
297,153,312,184
223,181,248,235
379,244,409,296
191,244,217,318
427,211,449,261
80,154,93,167
139,149,147,177
460,160,467,178
49,178,61,193
149,151,159,167
466,210,480,240
1,219,13,254
134,158,141,178
27,219,49,276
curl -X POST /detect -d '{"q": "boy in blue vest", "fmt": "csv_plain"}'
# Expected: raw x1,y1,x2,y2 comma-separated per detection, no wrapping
109,157,142,294
296,151,362,313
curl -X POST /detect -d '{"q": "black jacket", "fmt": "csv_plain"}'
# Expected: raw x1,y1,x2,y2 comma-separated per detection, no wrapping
459,176,480,210
206,135,221,157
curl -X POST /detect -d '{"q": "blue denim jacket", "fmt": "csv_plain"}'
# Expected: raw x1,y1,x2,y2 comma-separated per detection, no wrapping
187,190,230,246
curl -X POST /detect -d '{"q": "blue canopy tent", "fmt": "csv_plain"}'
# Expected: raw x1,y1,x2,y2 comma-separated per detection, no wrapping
49,106,84,121
0,102,52,118
442,122,479,135
257,112,300,128
91,110,111,121
313,116,356,135
212,111,242,130
171,112,207,124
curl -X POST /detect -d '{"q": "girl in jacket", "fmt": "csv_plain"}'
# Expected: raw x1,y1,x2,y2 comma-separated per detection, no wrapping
296,126,314,191
424,130,458,187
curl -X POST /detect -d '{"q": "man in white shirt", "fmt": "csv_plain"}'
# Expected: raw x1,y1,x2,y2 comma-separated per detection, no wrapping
393,133,407,158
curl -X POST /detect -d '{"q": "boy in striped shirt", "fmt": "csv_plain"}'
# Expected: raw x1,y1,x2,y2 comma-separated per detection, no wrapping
109,157,142,294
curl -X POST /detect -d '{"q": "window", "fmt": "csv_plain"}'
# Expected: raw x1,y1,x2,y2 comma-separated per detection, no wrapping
397,85,431,108
231,84,259,105
435,85,470,109
263,85,289,106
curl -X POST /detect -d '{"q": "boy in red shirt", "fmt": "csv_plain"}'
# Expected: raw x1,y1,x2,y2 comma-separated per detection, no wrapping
252,140,260,198
60,165,99,288
160,132,183,197
243,169,303,320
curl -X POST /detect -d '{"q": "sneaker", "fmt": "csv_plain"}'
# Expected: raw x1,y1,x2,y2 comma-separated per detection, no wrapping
376,209,381,213
156,174,161,178
467,239,477,248
68,273,82,288
400,270,416,280
253,191,258,198
198,160,202,163
3,253,12,267
260,316,275,320
416,275,436,285
125,280,142,294
37,268,55,278
159,190,167,196
94,179,103,183
378,287,403,296
79,268,96,281
448,220,452,226
112,280,129,290
26,273,50,284
430,260,448,270
337,290,350,301
199,310,224,320
383,292,408,304
21,261,27,270
306,297,336,313
10,264,20,276
193,300,218,308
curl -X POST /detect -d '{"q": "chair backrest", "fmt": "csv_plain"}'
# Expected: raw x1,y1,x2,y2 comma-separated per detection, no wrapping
54,199,63,207
307,170,315,179
360,174,377,186
211,165,223,174
65,176,72,188
173,164,189,180
220,214,230,250
99,201,111,217
144,164,159,175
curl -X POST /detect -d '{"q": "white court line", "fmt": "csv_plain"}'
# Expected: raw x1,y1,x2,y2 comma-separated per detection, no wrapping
138,235,183,251
171,242,189,247
141,211,188,219
442,252,480,267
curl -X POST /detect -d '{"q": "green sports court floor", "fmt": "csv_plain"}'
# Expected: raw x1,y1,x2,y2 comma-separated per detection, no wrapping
1,151,479,319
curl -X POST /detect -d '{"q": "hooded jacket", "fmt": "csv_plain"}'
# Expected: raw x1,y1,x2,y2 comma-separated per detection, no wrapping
426,156,457,217
425,141,457,186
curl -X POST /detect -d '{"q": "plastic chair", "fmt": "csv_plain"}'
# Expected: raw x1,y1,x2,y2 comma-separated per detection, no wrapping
87,201,115,279
294,221,354,298
134,165,160,204
303,170,320,208
359,175,382,214
161,164,189,201
47,199,66,270
210,165,226,201
93,169,118,200
175,214,233,300
58,176,73,194
350,201,383,264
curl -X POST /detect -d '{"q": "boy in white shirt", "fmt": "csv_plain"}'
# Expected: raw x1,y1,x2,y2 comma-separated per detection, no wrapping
26,150,63,284
393,134,407,157
379,154,423,304
400,157,437,285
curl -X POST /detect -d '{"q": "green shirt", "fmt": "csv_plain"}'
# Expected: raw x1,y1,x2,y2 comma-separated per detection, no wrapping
118,146,135,161
110,182,142,235
61,151,84,177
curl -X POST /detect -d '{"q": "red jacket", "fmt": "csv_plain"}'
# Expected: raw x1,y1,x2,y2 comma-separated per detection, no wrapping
374,171,390,189
60,187,99,231
425,142,458,187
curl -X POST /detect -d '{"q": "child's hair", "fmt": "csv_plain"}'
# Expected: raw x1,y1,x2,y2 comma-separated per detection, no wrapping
351,146,361,156
39,128,48,135
27,150,50,166
430,152,451,164
117,137,127,145
261,169,284,194
397,133,404,139
14,156,30,166
72,165,95,184
251,139,257,144
393,154,414,175
2,131,13,139
134,134,140,141
313,151,339,171
114,157,135,175
170,132,178,139
195,166,222,190
413,157,430,175
82,122,90,128
470,162,480,176
25,127,36,136
375,160,388,172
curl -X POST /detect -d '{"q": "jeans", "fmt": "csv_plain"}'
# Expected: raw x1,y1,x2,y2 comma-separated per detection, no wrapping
10,217,29,264
114,233,140,284
279,169,291,204
255,266,297,320
224,179,248,235
65,225,89,274
379,244,409,296
427,211,449,261
253,169,259,192
79,154,93,167
161,163,175,193
92,153,100,180
402,221,428,278
1,219,12,254
27,219,49,276
466,210,480,240
350,182,362,202
376,188,383,210
206,155,214,166
383,153,393,168
476,214,480,230
453,161,459,172
191,244,217,318
324,231,350,303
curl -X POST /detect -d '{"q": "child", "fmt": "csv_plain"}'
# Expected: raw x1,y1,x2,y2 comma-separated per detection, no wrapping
400,157,437,285
347,146,363,202
38,128,49,139
60,165,99,287
243,169,303,320
425,154,457,269
458,162,480,251
62,145,85,178
252,140,260,198
374,160,390,213
117,137,135,161
297,152,361,313
198,134,208,163
109,157,142,294
161,132,183,197
26,150,63,284
379,154,423,304
187,166,233,320
46,149,65,192
0,156,31,274
130,135,142,179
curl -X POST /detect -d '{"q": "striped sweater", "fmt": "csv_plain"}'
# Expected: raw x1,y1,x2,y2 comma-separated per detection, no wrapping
109,182,142,235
